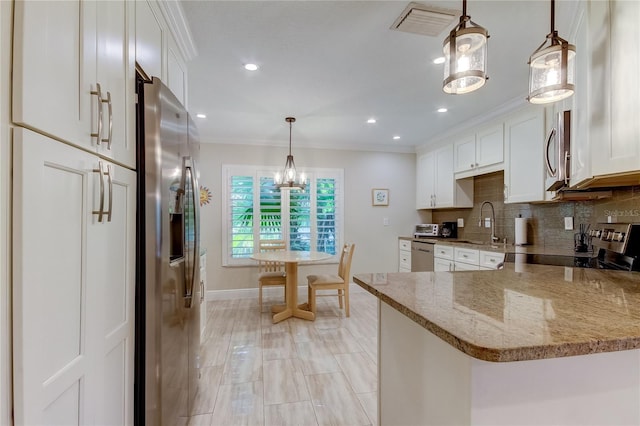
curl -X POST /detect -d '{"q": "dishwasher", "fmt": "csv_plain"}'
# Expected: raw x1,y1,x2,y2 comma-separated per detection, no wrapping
411,240,434,271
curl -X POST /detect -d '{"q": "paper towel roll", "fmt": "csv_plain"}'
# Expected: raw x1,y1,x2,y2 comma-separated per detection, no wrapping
515,217,528,246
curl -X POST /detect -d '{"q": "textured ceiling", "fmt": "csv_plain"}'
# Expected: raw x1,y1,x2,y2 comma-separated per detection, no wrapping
181,0,578,152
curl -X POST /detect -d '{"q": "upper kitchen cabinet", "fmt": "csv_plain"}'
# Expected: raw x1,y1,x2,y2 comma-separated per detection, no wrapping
589,0,640,180
504,108,545,204
454,124,504,179
135,1,192,107
570,0,640,189
416,145,473,209
135,0,163,81
12,0,136,169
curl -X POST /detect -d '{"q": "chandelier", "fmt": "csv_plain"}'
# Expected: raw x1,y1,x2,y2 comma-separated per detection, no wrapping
274,117,306,191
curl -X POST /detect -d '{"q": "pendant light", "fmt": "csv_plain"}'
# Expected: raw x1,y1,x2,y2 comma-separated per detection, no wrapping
274,117,306,191
527,0,576,104
443,0,489,95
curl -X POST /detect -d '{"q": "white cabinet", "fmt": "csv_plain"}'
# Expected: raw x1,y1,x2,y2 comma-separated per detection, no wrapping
454,124,504,178
12,128,135,425
591,0,640,179
12,0,135,168
136,0,164,80
416,145,473,209
449,246,504,271
504,108,545,203
398,239,411,272
434,244,454,272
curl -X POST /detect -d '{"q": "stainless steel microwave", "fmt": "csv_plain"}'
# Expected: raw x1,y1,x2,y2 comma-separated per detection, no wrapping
545,110,571,191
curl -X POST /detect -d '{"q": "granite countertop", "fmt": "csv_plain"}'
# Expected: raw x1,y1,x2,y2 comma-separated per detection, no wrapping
400,236,594,257
354,264,640,362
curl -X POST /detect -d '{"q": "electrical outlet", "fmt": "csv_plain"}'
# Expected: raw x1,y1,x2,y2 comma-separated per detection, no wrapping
564,216,574,230
457,218,464,228
383,217,389,226
484,218,491,228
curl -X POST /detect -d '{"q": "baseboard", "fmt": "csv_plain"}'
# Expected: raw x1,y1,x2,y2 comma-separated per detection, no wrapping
205,282,363,301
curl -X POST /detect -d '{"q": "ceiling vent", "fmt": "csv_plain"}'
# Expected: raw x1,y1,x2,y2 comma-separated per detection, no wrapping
390,2,460,37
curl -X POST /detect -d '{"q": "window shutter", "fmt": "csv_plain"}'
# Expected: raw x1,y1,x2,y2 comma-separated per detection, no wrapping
229,175,254,258
259,177,282,241
316,177,337,255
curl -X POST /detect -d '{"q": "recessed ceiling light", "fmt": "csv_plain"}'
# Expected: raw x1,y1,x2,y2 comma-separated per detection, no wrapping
393,136,401,140
367,118,376,124
433,56,446,65
244,63,259,71
196,113,207,119
437,108,448,113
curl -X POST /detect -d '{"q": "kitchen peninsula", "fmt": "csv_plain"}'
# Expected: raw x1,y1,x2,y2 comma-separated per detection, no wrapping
354,264,640,425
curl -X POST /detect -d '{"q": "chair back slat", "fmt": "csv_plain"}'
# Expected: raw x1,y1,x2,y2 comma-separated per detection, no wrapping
258,239,286,273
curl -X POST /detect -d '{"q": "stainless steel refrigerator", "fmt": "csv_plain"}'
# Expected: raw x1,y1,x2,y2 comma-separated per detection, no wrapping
135,76,201,425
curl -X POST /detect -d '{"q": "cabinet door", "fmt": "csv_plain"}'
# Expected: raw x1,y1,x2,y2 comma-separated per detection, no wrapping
13,0,97,151
136,0,164,80
91,160,136,426
454,135,476,173
476,124,504,168
434,145,454,207
434,258,453,272
570,2,591,187
416,152,435,209
504,110,545,203
95,0,136,168
13,129,135,425
593,0,640,176
13,128,99,424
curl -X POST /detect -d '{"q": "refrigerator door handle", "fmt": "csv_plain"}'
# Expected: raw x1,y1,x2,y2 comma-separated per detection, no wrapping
183,157,200,308
545,127,557,178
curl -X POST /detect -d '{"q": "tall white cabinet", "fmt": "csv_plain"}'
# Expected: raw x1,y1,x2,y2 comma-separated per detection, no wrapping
12,129,135,425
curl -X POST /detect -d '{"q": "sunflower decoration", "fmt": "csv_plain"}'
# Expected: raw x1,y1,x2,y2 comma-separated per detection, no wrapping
199,185,212,207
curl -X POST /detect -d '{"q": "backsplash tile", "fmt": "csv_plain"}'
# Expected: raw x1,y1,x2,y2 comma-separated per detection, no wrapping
433,171,640,251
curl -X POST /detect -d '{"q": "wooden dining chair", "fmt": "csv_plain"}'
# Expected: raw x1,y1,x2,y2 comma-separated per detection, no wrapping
307,243,355,318
257,239,287,312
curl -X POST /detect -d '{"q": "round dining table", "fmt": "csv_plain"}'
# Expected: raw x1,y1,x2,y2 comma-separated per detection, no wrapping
251,250,332,323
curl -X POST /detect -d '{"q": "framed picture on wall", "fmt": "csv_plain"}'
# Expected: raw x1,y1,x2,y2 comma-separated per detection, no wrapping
372,188,389,206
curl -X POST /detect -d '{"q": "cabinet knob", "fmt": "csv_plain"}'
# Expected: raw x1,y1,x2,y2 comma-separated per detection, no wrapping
470,163,474,168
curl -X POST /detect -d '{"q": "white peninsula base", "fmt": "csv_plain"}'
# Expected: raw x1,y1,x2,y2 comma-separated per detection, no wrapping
379,301,640,425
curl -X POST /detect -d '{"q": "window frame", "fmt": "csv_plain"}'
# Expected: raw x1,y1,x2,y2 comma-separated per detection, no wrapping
222,165,344,266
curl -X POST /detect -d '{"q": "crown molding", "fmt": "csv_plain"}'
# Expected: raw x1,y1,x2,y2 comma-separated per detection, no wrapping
157,0,198,61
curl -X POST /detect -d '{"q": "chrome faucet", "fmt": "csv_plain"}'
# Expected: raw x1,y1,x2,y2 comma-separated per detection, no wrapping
479,201,499,244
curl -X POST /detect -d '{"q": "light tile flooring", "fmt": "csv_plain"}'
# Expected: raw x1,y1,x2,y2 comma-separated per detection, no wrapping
187,286,379,426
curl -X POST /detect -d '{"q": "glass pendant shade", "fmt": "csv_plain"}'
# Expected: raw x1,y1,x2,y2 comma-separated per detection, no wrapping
528,37,575,104
527,0,576,104
443,25,488,94
275,117,306,191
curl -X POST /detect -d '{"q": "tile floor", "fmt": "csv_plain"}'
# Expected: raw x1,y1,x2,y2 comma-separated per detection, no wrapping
186,285,379,426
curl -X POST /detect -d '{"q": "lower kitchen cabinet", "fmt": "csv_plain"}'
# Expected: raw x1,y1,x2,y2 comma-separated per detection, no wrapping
434,244,454,272
398,239,411,272
12,128,135,425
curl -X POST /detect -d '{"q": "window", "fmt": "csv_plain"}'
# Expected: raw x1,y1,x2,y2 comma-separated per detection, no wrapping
223,165,344,266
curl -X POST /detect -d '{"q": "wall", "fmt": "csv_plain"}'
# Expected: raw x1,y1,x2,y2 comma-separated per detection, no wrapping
433,171,640,250
198,143,427,294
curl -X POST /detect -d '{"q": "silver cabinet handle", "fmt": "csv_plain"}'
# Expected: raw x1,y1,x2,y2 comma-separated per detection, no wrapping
102,91,113,149
91,83,104,144
92,161,105,222
200,280,205,302
504,184,508,201
92,161,112,222
105,164,113,222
